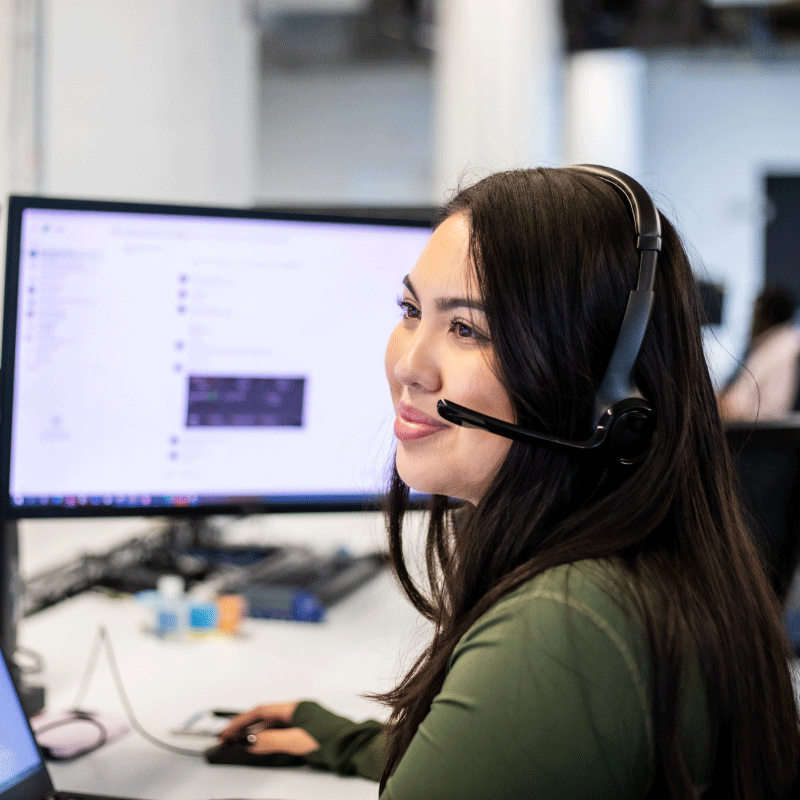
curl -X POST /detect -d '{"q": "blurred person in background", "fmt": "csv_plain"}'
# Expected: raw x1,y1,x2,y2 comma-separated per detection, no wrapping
719,285,800,421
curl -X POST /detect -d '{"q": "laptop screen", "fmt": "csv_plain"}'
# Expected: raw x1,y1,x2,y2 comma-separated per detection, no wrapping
0,651,51,800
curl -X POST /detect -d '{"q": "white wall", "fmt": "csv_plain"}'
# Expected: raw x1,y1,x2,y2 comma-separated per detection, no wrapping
643,51,800,385
431,0,564,196
565,49,645,178
256,64,432,205
0,1,12,210
1,0,43,232
0,0,14,200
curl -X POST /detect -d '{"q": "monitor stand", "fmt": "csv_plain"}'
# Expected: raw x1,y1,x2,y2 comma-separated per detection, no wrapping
162,512,225,551
1,520,45,716
91,514,284,596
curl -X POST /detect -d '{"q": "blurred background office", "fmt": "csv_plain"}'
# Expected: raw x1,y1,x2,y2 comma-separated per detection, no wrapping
1,0,800,568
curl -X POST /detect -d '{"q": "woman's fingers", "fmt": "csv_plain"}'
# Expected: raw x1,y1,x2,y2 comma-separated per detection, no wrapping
245,726,320,756
218,707,266,740
218,701,301,741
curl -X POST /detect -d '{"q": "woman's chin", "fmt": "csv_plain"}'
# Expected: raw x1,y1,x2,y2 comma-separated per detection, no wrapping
396,461,444,499
395,458,470,503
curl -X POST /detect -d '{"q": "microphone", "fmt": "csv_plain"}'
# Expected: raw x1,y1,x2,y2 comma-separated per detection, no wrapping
436,399,606,455
436,398,655,463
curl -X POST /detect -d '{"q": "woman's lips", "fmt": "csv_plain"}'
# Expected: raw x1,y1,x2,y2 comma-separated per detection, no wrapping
394,401,450,442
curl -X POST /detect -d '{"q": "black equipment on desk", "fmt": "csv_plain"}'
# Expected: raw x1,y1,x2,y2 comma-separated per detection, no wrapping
205,718,306,768
20,534,387,624
205,738,306,767
221,549,388,622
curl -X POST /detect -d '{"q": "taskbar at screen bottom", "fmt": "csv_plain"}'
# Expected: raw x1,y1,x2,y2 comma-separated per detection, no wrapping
6,492,394,512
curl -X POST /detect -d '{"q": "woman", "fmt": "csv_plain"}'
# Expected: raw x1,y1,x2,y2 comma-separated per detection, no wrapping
221,167,800,799
718,285,800,421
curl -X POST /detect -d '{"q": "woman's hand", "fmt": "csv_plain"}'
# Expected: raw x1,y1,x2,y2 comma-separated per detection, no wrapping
218,702,320,756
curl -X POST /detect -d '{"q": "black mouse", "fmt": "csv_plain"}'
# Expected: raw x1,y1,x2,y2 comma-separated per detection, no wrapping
204,732,306,768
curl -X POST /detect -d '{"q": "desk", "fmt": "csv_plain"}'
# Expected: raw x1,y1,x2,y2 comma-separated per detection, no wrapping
18,566,426,800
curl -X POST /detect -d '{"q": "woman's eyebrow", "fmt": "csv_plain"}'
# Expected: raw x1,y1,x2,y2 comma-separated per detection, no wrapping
402,275,484,313
402,275,419,301
436,296,485,313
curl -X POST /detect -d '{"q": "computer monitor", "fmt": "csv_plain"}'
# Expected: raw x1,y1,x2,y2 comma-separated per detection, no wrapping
0,196,432,519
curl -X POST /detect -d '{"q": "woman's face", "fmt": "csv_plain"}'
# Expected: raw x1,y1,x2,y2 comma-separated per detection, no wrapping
385,213,514,505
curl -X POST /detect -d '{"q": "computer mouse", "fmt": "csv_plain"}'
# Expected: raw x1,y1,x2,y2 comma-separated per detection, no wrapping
204,736,306,768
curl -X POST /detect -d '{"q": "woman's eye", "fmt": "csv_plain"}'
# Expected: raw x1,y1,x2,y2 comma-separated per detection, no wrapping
397,298,420,320
451,319,486,341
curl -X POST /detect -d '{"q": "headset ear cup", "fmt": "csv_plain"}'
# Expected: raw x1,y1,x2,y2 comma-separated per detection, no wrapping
606,405,657,464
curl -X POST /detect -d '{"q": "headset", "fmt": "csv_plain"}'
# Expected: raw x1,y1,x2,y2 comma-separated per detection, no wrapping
436,164,660,466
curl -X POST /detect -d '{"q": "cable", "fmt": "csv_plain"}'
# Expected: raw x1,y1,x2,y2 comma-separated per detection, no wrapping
34,713,108,759
70,628,104,710
72,625,206,757
14,646,45,675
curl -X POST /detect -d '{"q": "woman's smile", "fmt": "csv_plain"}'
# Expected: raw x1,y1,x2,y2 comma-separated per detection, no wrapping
393,401,450,442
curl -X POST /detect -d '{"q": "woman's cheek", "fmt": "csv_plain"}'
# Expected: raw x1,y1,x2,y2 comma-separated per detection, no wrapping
385,326,403,392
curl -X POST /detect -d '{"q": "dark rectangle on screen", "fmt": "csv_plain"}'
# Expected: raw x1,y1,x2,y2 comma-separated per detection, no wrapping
186,376,305,427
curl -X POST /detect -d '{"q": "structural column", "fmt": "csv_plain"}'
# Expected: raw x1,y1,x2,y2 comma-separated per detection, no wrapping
43,0,258,205
0,0,14,207
431,0,565,199
564,49,646,179
1,0,45,231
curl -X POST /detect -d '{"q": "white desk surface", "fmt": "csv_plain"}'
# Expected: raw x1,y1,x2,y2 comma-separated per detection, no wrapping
18,518,430,800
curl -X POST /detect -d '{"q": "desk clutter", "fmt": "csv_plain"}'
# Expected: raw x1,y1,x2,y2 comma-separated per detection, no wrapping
136,577,248,638
23,527,388,627
130,545,388,630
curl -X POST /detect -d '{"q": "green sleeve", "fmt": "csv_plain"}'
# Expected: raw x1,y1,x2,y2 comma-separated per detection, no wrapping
380,578,655,800
291,700,386,781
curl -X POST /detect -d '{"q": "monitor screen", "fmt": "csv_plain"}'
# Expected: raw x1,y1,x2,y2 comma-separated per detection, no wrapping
0,197,431,518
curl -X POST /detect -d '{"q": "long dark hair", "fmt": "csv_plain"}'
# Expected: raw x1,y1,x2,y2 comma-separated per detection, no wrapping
375,168,800,798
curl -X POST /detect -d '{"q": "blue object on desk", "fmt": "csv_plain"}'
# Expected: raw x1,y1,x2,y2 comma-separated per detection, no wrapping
189,601,218,630
241,585,325,622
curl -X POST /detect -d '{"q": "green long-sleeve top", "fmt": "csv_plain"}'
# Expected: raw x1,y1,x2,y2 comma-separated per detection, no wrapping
291,558,714,798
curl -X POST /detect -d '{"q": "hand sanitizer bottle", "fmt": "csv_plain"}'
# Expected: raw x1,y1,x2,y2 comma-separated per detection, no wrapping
154,575,187,640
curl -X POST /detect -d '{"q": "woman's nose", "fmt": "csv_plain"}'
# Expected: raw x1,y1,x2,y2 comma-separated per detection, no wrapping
392,327,442,393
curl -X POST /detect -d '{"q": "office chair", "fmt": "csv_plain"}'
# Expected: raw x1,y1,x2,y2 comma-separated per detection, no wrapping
725,419,800,605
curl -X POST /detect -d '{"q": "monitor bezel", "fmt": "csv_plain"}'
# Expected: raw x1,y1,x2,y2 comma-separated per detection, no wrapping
0,194,433,520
